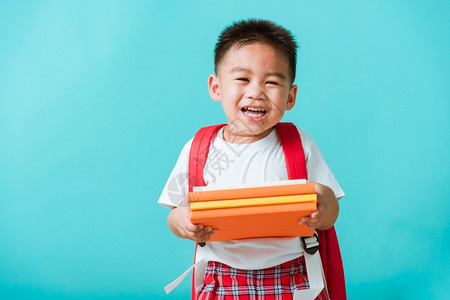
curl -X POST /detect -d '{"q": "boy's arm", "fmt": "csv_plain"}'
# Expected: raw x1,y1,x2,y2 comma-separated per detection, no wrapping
299,181,340,230
167,206,217,243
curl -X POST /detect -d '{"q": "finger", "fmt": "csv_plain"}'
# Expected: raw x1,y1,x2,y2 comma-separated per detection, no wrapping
310,211,319,219
195,228,218,243
301,218,319,226
300,216,313,225
182,225,209,240
308,219,320,227
185,223,205,232
192,226,214,238
300,216,321,228
300,211,319,223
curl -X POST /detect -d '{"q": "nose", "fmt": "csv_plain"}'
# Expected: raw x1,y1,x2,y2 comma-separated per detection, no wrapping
246,82,265,100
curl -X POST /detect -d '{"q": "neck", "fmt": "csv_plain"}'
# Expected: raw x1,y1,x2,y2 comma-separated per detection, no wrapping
222,125,274,144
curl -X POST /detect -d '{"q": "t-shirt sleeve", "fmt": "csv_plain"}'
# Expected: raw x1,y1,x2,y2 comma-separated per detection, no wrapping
157,139,192,209
298,129,345,200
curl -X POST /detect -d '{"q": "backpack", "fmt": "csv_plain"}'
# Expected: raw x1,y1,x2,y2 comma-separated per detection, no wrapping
188,122,346,300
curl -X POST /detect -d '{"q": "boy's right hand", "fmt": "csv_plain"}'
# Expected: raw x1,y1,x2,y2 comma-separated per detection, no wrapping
168,206,217,243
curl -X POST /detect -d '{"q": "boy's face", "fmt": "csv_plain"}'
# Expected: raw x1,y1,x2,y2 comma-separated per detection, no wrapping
209,43,297,143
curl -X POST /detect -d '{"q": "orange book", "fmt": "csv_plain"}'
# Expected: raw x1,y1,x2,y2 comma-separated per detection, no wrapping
190,194,317,210
190,201,317,242
189,179,315,202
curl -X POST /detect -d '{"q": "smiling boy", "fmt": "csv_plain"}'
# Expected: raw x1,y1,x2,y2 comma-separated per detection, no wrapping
208,42,297,144
159,19,345,299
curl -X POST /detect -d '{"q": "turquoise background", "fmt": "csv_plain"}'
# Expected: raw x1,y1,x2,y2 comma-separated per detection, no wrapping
1,1,448,299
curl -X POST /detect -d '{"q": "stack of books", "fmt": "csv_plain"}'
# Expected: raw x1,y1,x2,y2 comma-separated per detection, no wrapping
189,179,317,242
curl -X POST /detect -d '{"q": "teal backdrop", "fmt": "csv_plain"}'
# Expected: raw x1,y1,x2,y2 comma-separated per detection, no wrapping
0,1,448,299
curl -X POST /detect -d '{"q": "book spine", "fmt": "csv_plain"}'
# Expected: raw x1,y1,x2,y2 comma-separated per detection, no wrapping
189,183,315,203
190,194,317,211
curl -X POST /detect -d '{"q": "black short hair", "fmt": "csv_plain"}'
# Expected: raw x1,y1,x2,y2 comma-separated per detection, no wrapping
214,19,298,83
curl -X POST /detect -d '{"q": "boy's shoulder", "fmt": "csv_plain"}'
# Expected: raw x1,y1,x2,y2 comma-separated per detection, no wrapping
274,122,317,152
295,127,315,150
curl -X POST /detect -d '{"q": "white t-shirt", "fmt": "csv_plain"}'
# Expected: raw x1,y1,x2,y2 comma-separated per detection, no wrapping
158,126,344,270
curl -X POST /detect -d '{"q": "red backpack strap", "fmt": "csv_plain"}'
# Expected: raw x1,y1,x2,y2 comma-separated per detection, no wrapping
188,124,227,192
276,122,308,180
318,226,346,300
188,124,226,300
276,122,347,300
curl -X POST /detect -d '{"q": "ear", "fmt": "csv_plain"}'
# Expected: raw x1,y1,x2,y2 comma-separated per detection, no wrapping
286,84,298,111
208,74,221,102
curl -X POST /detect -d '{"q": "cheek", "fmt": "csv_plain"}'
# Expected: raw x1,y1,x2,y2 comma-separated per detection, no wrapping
220,98,238,114
268,90,288,103
226,84,243,97
223,86,244,103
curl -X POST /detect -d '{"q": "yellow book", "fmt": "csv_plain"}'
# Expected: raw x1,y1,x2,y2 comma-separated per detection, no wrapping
189,194,317,211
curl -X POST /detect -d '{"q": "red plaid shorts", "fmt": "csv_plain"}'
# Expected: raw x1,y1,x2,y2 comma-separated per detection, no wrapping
197,256,328,300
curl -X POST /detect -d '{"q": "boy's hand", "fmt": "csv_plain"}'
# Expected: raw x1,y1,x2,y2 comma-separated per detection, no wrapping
168,206,217,243
299,181,339,231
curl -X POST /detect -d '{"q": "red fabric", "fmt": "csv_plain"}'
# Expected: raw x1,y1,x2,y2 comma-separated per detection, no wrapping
317,227,346,300
188,124,226,193
276,122,308,180
189,123,346,300
189,124,226,300
276,123,346,300
197,257,328,300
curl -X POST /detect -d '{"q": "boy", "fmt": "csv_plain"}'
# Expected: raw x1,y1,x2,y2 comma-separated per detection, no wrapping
159,19,344,299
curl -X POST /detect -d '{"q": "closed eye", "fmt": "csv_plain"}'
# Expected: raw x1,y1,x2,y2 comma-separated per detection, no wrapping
236,78,249,82
266,81,279,85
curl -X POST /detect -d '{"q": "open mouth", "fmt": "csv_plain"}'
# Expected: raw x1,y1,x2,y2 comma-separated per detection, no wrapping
241,107,267,119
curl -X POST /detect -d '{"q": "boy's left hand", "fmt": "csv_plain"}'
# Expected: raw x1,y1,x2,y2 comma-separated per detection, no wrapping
299,181,339,231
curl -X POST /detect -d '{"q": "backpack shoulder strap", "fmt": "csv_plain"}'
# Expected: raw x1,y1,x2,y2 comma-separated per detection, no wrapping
188,124,227,192
276,122,307,180
188,124,226,300
276,122,347,300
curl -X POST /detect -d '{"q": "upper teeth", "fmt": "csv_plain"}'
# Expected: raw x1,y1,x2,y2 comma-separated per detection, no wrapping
246,107,265,112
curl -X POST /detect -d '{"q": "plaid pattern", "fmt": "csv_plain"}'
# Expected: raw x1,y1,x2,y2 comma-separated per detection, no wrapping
197,256,328,300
